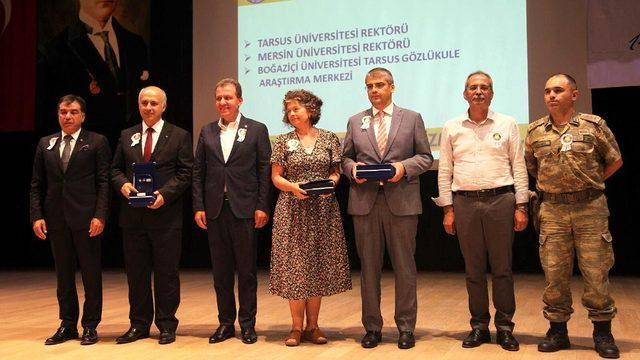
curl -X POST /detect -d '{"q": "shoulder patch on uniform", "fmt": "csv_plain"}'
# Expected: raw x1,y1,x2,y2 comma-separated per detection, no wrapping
527,118,546,133
579,113,603,126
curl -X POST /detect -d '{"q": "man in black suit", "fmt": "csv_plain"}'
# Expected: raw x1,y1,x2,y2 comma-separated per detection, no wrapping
30,94,111,346
38,0,149,147
111,86,193,345
192,78,271,344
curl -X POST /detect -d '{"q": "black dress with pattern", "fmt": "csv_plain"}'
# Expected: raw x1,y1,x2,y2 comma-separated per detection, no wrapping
269,128,352,300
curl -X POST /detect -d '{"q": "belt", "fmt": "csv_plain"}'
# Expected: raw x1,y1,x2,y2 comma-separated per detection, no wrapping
455,185,514,198
541,188,602,204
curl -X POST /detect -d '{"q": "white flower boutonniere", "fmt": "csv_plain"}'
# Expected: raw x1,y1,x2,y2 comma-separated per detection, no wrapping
361,116,371,130
131,132,141,147
47,137,59,150
287,139,300,152
237,128,247,142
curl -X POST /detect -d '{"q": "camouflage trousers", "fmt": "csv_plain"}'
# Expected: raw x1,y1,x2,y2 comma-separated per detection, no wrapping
538,193,616,322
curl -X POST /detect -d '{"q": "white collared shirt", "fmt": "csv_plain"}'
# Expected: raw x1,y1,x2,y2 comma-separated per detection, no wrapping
372,103,393,140
141,119,164,156
59,128,82,157
218,113,242,163
434,109,529,206
79,11,120,66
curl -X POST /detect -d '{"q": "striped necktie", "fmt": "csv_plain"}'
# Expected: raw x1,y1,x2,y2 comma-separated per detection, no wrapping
376,111,387,155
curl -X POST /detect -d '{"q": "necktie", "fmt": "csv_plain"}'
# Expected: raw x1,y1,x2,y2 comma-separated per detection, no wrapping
143,128,154,162
61,135,73,172
376,111,388,155
97,31,119,82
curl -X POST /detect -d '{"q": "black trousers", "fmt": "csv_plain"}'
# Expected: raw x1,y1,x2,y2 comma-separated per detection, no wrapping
453,192,516,331
207,200,257,329
122,228,181,331
48,226,102,329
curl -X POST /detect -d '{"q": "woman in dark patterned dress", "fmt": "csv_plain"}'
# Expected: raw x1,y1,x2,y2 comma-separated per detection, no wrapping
270,89,352,346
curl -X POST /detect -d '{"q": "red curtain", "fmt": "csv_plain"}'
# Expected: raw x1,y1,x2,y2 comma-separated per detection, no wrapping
0,0,36,132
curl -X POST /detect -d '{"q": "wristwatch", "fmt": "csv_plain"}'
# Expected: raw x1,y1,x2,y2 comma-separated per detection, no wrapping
515,203,528,213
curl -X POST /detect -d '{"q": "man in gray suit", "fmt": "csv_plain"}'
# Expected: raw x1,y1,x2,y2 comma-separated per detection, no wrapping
342,67,433,349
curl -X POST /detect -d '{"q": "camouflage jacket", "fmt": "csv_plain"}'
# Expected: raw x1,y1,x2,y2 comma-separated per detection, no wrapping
524,113,621,193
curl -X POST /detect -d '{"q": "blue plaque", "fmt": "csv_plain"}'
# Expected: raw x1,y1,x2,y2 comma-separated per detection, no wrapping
355,163,396,180
300,179,334,196
128,162,157,207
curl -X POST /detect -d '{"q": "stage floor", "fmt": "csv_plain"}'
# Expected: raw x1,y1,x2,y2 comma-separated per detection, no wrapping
0,271,638,359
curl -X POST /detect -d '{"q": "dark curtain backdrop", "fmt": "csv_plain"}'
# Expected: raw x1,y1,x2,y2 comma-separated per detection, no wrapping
1,1,638,276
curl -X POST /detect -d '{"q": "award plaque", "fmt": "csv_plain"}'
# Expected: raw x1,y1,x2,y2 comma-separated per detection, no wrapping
128,162,157,207
300,179,335,196
355,163,396,180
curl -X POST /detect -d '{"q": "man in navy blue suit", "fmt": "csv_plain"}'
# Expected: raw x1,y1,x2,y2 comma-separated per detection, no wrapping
192,78,271,344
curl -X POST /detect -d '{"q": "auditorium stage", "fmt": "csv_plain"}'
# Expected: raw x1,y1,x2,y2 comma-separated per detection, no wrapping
1,271,638,359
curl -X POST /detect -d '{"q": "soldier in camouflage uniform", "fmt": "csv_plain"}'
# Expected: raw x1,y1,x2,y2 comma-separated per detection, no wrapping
524,74,623,359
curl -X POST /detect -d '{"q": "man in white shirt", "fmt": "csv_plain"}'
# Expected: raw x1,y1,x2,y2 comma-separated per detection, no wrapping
192,78,271,344
434,71,529,351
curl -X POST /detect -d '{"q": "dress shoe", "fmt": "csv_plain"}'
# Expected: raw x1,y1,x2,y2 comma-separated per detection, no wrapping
241,327,257,344
538,321,570,352
398,331,415,349
159,329,176,345
209,324,235,343
497,330,519,351
116,327,150,344
593,321,620,359
44,326,78,345
462,328,491,348
361,330,382,348
80,328,98,345
303,328,328,344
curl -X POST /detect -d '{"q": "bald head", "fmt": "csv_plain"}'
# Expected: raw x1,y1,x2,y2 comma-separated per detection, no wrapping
139,86,167,105
138,86,167,126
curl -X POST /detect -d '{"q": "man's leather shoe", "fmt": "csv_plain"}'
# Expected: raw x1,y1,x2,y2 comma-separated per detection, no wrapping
538,322,570,352
44,326,78,345
241,327,257,344
497,330,519,351
158,329,176,345
361,330,382,348
209,324,235,343
116,327,150,344
80,328,98,345
462,329,491,348
398,331,415,349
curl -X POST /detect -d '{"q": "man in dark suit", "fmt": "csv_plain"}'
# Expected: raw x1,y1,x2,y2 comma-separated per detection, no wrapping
30,94,111,346
192,78,271,344
111,86,193,345
342,68,433,349
38,0,149,147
